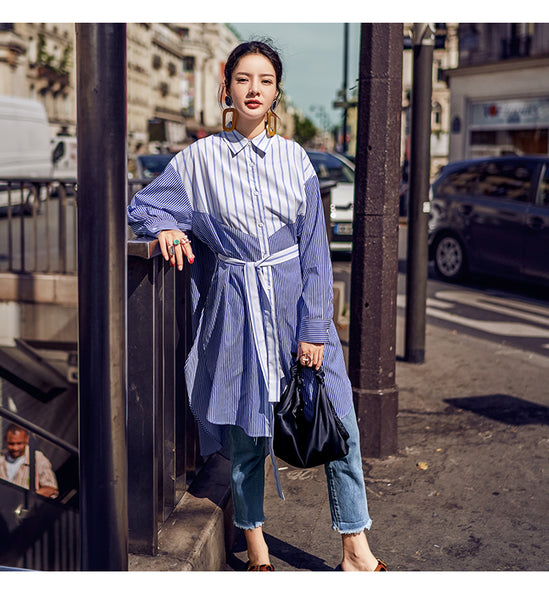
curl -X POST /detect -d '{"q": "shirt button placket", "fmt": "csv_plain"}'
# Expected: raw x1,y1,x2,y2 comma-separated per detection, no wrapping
248,146,269,257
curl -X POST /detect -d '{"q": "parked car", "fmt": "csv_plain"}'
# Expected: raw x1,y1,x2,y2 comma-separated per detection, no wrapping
428,156,549,285
128,153,175,180
306,150,355,252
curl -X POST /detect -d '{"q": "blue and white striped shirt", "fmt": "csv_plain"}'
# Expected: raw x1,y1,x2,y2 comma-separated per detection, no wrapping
128,129,353,458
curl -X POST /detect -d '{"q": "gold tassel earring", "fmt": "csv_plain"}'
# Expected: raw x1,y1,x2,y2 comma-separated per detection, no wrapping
223,95,237,132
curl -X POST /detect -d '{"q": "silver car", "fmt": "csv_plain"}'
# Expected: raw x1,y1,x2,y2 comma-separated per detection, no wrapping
307,151,355,252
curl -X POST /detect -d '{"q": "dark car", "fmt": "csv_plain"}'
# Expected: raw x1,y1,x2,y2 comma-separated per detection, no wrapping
428,156,549,285
128,153,175,180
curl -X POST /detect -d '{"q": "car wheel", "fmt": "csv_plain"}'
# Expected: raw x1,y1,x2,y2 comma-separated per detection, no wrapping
433,233,467,281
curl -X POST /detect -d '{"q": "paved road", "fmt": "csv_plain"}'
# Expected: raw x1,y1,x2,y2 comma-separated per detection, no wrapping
332,224,549,360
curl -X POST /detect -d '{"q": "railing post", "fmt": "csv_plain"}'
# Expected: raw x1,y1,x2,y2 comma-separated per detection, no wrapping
76,23,128,571
126,238,180,553
127,247,161,554
58,184,67,274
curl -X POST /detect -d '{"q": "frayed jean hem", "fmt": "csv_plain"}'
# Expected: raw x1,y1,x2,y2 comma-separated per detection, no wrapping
332,517,372,535
233,518,265,531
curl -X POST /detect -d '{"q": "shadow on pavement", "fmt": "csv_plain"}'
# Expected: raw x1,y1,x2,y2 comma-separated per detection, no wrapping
444,394,549,426
228,530,335,572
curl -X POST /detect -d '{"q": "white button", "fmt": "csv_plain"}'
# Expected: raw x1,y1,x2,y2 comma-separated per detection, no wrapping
258,222,264,228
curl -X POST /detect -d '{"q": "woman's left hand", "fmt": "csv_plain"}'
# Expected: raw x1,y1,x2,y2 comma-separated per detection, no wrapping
297,341,324,370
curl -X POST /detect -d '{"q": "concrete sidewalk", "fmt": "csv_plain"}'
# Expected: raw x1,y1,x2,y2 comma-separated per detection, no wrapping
227,312,549,571
130,293,549,572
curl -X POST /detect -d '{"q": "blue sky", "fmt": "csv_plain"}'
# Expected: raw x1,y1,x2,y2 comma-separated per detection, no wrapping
229,23,362,130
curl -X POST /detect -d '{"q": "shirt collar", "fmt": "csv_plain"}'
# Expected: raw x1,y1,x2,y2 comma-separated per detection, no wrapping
220,128,274,157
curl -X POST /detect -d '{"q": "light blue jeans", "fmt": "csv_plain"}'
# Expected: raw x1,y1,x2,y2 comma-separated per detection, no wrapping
229,404,372,534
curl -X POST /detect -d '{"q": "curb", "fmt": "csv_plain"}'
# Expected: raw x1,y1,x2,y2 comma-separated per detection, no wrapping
129,453,236,571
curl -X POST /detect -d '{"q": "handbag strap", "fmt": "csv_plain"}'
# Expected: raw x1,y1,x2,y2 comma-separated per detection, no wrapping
292,360,325,385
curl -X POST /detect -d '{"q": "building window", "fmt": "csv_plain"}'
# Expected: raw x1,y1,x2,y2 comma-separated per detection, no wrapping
183,56,195,72
501,23,531,59
432,102,442,129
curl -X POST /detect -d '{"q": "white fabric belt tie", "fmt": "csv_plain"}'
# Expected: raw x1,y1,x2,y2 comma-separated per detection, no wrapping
218,244,300,501
217,244,299,408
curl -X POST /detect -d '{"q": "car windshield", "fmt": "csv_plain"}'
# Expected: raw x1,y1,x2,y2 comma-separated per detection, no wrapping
307,152,354,184
138,155,173,178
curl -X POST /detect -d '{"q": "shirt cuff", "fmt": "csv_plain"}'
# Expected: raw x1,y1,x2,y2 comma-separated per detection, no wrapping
298,319,332,343
145,220,183,236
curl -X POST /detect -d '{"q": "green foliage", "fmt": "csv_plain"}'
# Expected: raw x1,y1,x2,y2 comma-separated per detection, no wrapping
37,32,72,75
293,113,318,146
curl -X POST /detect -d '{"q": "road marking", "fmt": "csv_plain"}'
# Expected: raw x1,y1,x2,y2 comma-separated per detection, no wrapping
434,290,549,327
425,306,549,338
397,293,549,339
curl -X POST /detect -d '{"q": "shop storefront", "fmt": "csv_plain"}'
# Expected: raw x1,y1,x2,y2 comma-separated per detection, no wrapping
468,97,549,158
446,58,549,161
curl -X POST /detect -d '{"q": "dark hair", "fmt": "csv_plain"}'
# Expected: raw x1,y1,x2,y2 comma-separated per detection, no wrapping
222,39,283,102
4,423,28,440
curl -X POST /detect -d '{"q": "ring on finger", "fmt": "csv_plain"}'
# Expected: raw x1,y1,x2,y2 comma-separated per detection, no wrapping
173,239,180,246
169,246,175,256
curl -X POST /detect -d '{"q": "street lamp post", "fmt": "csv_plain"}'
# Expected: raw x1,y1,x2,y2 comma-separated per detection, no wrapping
404,23,434,363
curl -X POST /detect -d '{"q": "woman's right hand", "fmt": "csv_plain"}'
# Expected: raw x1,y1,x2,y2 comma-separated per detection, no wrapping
158,229,195,270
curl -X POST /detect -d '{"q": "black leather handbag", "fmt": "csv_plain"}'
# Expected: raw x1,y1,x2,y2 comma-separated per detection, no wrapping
273,361,350,468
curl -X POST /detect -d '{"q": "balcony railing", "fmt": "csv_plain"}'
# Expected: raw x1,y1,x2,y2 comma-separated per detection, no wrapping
501,36,532,60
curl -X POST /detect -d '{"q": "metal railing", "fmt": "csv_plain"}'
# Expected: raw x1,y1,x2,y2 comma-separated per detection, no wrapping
0,177,77,274
0,177,151,276
127,235,202,555
0,406,79,570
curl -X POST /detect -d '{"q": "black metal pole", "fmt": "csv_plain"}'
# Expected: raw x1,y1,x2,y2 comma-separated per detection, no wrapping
404,23,434,363
342,23,349,154
349,23,402,457
76,23,128,571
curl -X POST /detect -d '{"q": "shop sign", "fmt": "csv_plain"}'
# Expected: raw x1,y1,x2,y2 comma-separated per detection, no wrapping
469,98,549,127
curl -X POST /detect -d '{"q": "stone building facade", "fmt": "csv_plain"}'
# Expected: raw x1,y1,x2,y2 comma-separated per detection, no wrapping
0,23,293,155
0,23,77,137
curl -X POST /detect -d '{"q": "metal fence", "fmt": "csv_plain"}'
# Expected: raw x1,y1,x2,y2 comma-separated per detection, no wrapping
127,236,202,555
0,178,77,274
0,177,149,275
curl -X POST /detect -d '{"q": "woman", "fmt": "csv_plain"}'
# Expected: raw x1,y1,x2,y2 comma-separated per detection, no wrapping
128,40,386,572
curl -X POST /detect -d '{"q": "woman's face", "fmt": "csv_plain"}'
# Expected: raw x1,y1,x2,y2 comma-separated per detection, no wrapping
227,53,278,125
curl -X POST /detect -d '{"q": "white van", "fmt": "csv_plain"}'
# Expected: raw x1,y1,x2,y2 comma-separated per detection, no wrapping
51,135,77,180
0,95,52,210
